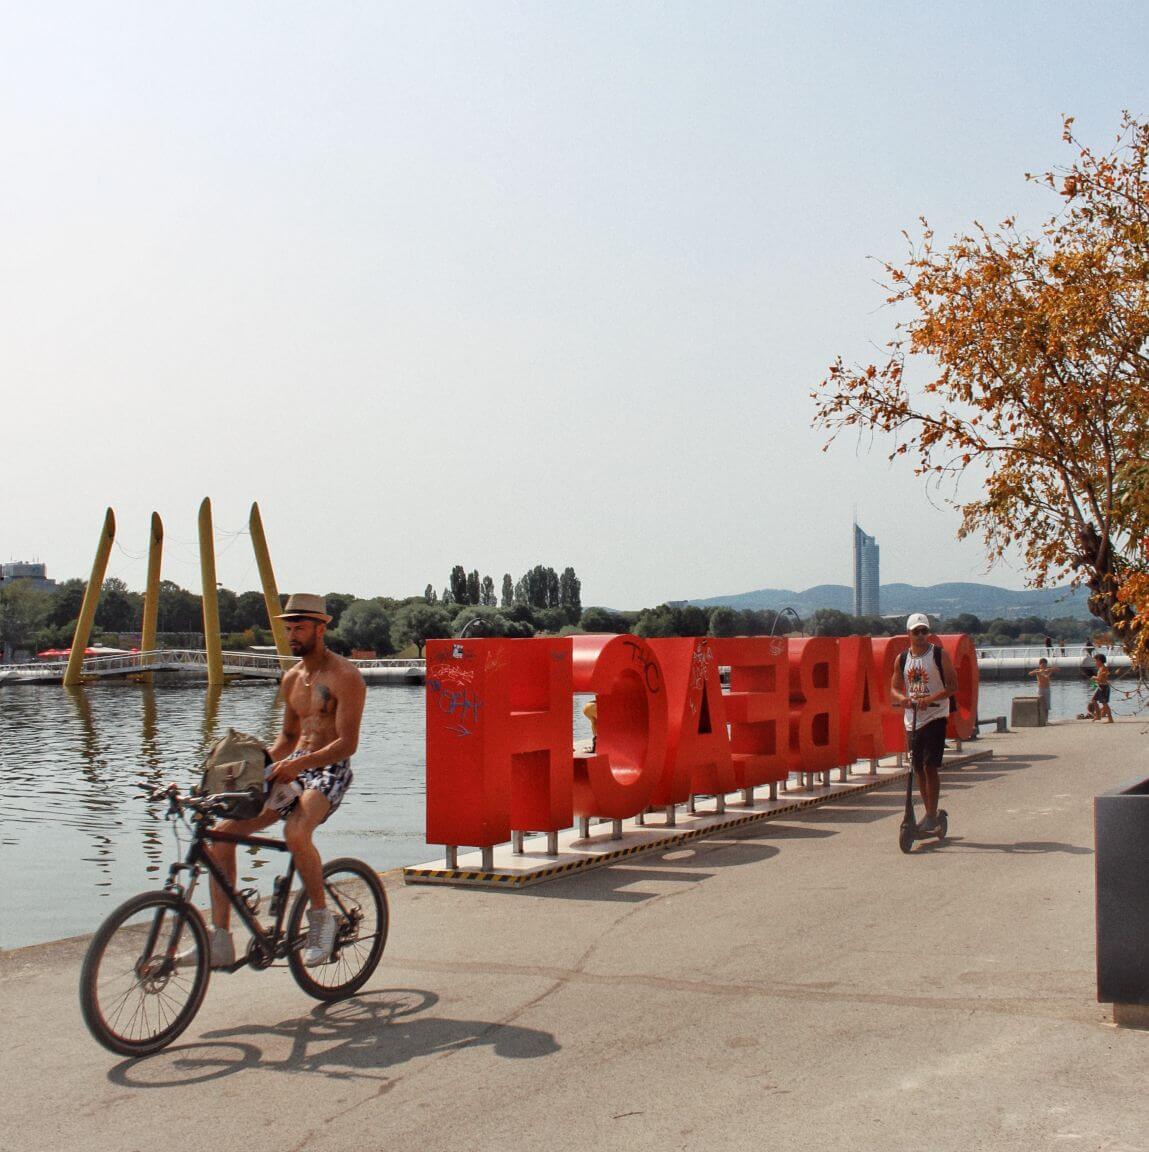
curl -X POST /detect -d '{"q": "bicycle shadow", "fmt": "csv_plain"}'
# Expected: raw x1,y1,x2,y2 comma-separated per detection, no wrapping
106,987,560,1088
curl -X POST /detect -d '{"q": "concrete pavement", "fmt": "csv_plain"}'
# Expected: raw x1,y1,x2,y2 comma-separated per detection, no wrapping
3,716,1148,1152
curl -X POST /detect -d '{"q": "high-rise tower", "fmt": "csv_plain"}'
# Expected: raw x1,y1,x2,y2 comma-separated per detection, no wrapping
852,521,880,617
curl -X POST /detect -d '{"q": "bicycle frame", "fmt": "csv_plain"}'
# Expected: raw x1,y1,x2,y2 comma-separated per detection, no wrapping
82,788,390,1057
167,823,300,968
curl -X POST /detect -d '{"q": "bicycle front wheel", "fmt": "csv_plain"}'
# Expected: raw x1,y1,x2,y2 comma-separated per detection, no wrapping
287,858,388,1001
80,891,210,1057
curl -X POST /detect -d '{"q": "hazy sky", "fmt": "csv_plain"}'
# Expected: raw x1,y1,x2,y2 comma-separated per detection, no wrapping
4,3,1145,608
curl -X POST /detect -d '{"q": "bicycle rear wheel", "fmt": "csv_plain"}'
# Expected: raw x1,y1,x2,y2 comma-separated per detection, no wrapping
80,891,210,1057
287,858,388,1001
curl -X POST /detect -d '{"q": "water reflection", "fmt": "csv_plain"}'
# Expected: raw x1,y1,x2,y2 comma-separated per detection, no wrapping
203,684,223,750
141,686,160,770
2,681,428,949
67,685,102,779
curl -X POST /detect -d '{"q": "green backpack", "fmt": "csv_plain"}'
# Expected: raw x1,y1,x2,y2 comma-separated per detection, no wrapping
196,728,270,819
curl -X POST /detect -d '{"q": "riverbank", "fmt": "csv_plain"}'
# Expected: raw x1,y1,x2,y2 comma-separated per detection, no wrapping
3,717,1147,1151
0,677,1135,948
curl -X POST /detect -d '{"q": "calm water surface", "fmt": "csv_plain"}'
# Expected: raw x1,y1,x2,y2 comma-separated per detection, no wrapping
0,674,1104,949
1,681,429,950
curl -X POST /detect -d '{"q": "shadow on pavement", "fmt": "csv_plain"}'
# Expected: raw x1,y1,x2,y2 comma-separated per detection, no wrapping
520,837,794,903
107,988,560,1088
928,837,1093,855
975,753,1059,763
793,803,900,825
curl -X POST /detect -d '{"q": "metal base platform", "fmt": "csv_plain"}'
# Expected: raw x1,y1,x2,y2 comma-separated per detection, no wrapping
403,747,994,889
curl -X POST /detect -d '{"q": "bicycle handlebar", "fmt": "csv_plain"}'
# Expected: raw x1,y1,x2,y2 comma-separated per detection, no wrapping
136,782,261,816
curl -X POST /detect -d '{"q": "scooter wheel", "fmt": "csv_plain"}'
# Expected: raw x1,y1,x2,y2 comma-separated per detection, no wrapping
935,810,948,841
898,824,914,854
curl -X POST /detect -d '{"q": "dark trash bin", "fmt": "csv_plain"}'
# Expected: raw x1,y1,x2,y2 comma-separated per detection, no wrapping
1095,776,1149,1026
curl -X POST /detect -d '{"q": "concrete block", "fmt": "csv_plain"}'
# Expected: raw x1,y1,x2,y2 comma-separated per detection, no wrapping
1011,696,1046,727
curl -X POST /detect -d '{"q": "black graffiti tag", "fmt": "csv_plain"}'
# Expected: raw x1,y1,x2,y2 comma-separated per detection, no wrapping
621,639,662,694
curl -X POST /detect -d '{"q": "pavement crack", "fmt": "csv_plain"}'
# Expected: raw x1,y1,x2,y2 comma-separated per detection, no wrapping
386,955,1096,1023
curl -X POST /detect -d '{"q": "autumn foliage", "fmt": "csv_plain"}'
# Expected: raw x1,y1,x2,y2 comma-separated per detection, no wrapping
813,113,1149,667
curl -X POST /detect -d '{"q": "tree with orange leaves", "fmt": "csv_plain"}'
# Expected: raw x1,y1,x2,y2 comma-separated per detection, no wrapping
813,113,1149,667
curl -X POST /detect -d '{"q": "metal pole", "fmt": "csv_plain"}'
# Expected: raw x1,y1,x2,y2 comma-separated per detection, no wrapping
249,502,291,665
138,512,163,684
64,508,115,687
198,498,224,687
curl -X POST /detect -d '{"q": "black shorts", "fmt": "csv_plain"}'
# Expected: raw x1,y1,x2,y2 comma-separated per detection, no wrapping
1092,685,1111,705
909,716,948,772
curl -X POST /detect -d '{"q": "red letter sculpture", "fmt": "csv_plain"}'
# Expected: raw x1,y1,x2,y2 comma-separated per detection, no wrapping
571,634,668,819
425,638,573,848
938,633,979,740
787,638,841,775
837,635,885,764
709,636,790,791
871,636,910,756
648,637,734,803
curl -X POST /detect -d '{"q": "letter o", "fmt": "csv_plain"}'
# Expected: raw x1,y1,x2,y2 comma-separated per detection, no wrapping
570,634,668,819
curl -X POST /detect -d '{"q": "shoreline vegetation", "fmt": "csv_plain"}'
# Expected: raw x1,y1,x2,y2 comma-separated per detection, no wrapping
1,565,1113,664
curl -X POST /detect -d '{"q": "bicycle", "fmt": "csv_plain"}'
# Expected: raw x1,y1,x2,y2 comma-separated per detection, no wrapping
79,784,389,1057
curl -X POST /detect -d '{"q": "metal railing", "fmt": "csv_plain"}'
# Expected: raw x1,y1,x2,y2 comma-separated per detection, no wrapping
0,649,427,682
972,643,1121,661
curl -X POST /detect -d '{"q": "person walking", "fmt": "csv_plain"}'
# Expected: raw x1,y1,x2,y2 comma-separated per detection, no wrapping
1090,653,1114,723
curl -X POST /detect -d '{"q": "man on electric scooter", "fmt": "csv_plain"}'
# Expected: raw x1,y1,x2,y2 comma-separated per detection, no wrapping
891,613,958,834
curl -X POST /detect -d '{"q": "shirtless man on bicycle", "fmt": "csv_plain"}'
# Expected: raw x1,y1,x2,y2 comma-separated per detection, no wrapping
196,593,367,969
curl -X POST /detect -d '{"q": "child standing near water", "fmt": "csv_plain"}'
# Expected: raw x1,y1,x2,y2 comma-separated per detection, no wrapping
1028,657,1054,719
1090,653,1113,722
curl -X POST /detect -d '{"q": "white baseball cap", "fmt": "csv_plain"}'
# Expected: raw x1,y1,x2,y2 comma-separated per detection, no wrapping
906,612,931,631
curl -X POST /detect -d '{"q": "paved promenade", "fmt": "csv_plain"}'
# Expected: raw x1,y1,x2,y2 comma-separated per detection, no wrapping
3,718,1148,1152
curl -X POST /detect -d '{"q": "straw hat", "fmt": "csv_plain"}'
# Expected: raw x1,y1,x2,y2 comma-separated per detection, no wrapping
276,593,333,623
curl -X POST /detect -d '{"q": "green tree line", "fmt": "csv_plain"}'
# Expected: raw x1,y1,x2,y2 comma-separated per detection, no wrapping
428,563,582,619
1,572,1108,663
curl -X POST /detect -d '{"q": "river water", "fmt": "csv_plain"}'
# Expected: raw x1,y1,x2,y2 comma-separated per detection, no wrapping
0,674,1104,949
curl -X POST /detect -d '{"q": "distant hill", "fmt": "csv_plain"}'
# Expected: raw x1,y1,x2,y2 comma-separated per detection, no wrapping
688,581,1091,620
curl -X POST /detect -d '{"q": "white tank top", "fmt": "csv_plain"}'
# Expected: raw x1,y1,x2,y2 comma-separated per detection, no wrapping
903,646,951,730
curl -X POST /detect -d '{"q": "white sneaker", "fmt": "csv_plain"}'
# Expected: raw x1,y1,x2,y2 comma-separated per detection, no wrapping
177,926,234,970
301,908,337,967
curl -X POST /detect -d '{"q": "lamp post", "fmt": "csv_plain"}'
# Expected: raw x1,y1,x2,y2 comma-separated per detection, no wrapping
769,606,803,637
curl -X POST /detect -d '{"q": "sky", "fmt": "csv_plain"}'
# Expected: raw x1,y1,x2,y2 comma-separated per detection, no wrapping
3,2,1145,609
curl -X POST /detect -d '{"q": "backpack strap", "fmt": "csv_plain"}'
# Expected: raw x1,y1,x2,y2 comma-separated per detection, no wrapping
899,645,955,707
900,644,944,674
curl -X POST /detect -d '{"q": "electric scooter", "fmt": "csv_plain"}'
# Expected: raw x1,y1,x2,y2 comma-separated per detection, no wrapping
899,701,948,854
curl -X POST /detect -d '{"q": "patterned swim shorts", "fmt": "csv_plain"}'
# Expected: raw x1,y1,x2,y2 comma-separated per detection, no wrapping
268,749,353,820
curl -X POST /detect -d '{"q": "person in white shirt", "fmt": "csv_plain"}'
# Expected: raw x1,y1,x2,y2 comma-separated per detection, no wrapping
891,613,958,834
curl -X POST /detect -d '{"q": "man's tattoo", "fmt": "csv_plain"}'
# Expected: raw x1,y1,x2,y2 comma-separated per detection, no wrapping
314,683,336,715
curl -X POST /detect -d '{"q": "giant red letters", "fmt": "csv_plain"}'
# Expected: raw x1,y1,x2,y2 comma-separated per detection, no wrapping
939,633,979,741
648,638,735,802
871,635,910,755
570,634,669,819
425,637,573,846
708,637,790,788
837,636,885,764
425,633,979,848
787,638,841,775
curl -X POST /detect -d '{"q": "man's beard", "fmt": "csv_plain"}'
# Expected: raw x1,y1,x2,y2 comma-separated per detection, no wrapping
290,637,315,657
